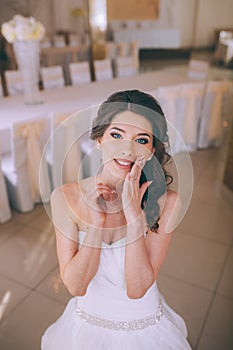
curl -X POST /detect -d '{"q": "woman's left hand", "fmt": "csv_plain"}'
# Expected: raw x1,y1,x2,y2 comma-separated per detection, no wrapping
122,156,152,223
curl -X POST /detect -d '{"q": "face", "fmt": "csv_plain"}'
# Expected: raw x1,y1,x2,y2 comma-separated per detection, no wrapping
98,111,155,178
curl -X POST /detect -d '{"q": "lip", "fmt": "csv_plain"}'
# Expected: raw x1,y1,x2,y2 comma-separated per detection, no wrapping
114,158,134,170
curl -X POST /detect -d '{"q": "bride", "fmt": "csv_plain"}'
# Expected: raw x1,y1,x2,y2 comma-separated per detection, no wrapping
41,90,191,349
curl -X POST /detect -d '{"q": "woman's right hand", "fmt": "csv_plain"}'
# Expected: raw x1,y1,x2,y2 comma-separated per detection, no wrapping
86,183,116,228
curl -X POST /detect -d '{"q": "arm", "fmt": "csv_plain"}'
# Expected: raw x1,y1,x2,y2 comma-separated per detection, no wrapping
51,186,105,296
122,157,180,299
125,191,179,299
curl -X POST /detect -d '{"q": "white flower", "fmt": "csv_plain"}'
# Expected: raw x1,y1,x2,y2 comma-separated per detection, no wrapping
1,14,45,43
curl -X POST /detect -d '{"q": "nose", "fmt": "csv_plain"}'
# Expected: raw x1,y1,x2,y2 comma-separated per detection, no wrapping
119,140,135,157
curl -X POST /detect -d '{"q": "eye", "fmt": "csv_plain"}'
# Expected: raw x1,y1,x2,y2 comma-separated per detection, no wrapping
135,138,149,145
110,132,122,139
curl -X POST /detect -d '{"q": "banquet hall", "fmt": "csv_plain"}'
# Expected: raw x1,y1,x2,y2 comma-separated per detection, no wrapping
0,1,233,349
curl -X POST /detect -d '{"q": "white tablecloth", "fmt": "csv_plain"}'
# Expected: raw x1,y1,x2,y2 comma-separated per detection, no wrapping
0,70,195,132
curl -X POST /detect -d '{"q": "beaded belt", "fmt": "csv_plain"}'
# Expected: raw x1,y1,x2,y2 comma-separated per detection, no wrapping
75,299,163,331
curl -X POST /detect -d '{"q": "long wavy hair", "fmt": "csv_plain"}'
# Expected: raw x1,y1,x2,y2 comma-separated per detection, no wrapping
90,90,173,232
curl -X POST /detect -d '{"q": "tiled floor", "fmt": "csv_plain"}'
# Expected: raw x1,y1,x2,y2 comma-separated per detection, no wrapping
0,53,232,350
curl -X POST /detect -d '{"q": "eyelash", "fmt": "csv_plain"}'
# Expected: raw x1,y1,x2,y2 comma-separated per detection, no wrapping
110,133,149,144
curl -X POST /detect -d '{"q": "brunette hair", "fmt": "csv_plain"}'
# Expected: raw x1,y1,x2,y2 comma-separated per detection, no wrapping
90,90,173,232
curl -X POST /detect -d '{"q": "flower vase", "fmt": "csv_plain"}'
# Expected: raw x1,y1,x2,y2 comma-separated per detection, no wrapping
13,40,42,105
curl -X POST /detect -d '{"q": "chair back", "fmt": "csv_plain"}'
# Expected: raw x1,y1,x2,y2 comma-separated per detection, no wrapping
0,130,12,222
187,59,209,80
41,65,65,90
11,117,51,202
47,106,100,188
115,56,138,78
178,82,205,152
94,59,113,81
53,35,66,48
69,33,80,46
198,80,233,148
155,85,182,154
5,70,23,96
69,62,91,86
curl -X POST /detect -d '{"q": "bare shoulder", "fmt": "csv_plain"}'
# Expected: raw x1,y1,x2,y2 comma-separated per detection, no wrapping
50,177,95,219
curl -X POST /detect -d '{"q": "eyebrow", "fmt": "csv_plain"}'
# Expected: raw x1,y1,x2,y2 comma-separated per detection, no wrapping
109,127,151,138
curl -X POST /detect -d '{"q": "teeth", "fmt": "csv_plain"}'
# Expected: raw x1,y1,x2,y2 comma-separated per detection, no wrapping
116,160,131,166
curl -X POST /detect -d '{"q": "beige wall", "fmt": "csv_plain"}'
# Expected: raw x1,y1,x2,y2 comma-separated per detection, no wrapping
1,0,233,48
107,0,159,21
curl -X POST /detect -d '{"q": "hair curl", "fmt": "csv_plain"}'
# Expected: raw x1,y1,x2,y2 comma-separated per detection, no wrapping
90,90,173,232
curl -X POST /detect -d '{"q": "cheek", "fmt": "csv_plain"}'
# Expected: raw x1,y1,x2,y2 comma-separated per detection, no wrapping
101,140,153,160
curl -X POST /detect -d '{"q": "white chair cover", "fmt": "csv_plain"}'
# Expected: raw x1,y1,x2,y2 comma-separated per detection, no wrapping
129,41,139,70
155,85,182,154
5,70,23,96
178,82,205,152
116,42,129,57
187,59,209,80
53,35,66,48
1,117,51,212
94,59,113,81
198,81,233,148
0,78,3,97
69,33,80,46
41,65,65,90
0,161,12,223
46,112,81,189
40,36,52,49
105,42,117,60
0,130,12,222
115,56,138,78
69,62,91,86
47,107,100,189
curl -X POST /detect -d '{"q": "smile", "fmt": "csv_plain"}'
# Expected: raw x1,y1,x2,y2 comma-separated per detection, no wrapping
114,158,134,169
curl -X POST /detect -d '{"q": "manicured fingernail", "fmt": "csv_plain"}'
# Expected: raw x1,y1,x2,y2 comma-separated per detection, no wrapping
148,181,153,186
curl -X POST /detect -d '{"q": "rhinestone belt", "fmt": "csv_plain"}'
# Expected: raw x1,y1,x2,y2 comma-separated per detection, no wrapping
75,299,163,331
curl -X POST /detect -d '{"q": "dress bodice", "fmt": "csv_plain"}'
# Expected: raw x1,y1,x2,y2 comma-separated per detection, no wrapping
76,231,161,321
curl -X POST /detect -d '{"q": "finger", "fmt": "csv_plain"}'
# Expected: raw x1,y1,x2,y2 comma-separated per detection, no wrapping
96,185,116,194
139,181,153,202
129,156,145,182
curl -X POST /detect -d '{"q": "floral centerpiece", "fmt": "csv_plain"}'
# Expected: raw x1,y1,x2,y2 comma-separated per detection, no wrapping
1,14,45,43
1,15,45,104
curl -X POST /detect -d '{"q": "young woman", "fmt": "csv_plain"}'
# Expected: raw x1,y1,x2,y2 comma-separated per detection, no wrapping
41,90,191,349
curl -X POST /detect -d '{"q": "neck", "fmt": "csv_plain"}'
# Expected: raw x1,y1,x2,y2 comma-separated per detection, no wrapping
96,165,124,191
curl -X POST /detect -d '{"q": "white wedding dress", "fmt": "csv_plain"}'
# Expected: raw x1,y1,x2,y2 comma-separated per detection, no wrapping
41,231,191,349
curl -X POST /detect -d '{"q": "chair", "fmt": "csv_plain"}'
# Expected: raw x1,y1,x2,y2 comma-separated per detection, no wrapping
178,82,205,152
129,41,139,70
0,159,12,223
114,56,138,78
46,107,101,189
69,62,91,86
116,42,129,57
68,33,80,46
40,35,52,49
5,70,23,96
198,81,233,149
0,77,3,97
105,42,117,60
1,117,51,212
155,85,183,154
53,35,66,48
0,130,12,222
41,65,65,90
94,59,113,81
187,59,209,80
